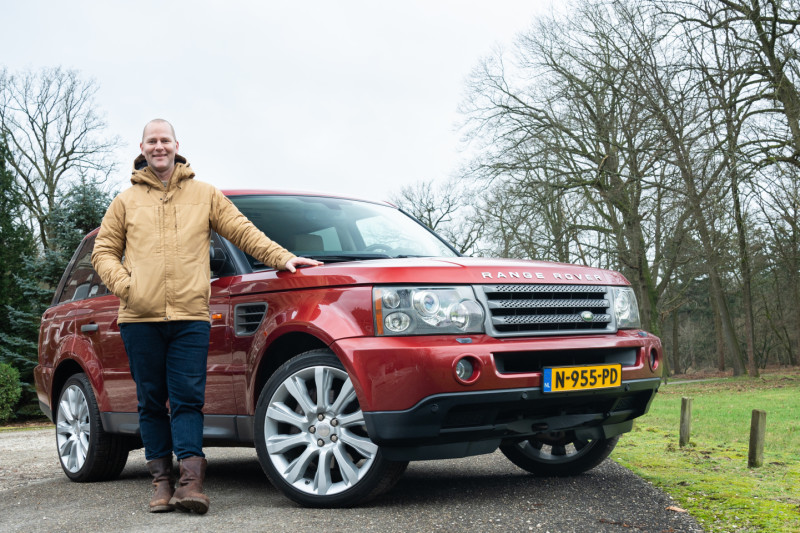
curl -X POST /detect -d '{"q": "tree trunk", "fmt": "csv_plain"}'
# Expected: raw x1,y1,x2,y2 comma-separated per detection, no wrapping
671,311,682,375
709,266,746,376
732,176,759,377
708,292,726,371
791,278,800,367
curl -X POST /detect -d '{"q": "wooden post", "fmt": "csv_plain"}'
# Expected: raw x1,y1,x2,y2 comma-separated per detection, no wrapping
748,409,767,468
679,397,692,447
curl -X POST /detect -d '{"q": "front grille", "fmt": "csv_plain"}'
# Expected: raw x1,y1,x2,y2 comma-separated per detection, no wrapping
494,348,638,374
234,303,268,336
479,284,615,337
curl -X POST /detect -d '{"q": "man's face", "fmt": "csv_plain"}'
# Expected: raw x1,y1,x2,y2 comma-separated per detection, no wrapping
140,122,178,177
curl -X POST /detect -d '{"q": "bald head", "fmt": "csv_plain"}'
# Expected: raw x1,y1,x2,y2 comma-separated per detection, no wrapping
142,119,176,142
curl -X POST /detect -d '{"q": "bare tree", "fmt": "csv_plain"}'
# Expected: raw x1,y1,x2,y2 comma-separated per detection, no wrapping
667,0,800,167
459,0,694,336
616,1,752,374
659,0,800,375
756,167,800,366
719,0,800,168
664,0,766,375
392,178,484,255
479,173,589,263
0,67,119,250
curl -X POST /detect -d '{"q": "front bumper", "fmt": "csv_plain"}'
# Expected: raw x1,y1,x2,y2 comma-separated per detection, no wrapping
333,330,662,412
332,330,662,461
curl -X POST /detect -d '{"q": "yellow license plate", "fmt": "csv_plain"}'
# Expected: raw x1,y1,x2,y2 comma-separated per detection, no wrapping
543,364,622,393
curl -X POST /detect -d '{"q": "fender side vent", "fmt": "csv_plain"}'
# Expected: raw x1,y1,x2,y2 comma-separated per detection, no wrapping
234,303,268,336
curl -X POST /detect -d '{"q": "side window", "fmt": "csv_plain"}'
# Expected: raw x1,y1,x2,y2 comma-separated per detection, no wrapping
57,235,110,304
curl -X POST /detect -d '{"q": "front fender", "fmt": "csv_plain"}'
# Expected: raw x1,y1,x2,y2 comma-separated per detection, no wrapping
243,286,374,413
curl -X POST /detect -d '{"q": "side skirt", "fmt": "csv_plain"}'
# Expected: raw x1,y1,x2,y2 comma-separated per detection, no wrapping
100,412,256,447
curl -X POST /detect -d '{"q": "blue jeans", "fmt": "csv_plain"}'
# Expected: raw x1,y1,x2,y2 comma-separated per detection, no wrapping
119,321,211,461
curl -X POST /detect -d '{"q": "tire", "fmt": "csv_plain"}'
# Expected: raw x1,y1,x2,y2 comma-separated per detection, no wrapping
500,431,619,477
55,373,129,481
254,349,408,507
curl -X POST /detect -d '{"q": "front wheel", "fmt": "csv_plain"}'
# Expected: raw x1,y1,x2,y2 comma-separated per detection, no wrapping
254,349,407,507
500,431,619,477
55,373,129,481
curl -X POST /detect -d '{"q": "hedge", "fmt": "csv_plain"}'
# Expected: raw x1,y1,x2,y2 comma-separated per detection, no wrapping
0,362,22,423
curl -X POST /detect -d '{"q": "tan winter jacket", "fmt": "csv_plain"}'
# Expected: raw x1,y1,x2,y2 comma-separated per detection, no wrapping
92,154,295,323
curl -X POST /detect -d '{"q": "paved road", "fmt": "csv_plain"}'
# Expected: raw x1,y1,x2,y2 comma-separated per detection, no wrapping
0,428,703,533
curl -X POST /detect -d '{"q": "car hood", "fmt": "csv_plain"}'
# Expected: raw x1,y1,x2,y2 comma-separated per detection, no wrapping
219,257,630,296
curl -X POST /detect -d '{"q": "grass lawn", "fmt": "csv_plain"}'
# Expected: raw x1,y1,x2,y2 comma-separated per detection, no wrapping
612,368,800,533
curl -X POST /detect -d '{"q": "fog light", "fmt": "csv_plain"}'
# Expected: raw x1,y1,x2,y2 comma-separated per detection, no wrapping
649,349,659,371
455,358,474,381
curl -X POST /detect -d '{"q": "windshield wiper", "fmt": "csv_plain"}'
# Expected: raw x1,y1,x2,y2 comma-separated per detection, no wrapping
251,253,416,270
304,254,391,263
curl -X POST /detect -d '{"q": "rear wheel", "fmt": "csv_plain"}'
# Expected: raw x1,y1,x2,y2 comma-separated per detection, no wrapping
500,431,619,477
55,373,129,481
254,349,407,507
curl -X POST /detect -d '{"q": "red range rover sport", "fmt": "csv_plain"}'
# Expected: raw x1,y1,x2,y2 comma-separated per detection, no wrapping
35,191,662,507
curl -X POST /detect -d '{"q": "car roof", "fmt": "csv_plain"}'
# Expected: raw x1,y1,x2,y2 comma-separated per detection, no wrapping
220,189,397,208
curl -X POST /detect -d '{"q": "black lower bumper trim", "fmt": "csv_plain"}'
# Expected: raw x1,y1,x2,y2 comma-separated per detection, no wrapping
364,378,660,451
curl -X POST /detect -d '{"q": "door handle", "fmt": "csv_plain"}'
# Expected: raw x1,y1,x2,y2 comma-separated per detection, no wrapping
80,324,99,333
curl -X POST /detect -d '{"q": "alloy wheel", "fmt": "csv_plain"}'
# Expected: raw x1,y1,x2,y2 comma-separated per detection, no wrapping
56,384,91,473
263,364,378,497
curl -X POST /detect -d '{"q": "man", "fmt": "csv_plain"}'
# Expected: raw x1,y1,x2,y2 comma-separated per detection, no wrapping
92,119,321,515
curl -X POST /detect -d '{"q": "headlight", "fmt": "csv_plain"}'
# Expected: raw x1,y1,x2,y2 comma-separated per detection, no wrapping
374,286,485,336
613,287,641,329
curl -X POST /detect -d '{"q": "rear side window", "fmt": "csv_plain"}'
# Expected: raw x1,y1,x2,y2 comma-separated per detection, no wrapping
56,236,109,304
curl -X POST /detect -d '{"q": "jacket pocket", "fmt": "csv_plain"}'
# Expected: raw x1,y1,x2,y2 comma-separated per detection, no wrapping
125,267,161,317
124,267,138,311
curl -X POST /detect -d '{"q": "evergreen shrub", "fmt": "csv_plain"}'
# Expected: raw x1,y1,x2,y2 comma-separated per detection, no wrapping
0,362,22,423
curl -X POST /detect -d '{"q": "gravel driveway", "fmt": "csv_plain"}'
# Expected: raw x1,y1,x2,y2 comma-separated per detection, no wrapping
0,427,703,533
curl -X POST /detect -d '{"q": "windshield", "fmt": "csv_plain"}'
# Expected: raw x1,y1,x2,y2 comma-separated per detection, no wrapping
229,195,458,269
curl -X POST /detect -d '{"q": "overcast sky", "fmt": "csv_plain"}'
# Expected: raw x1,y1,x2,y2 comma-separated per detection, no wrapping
3,1,552,202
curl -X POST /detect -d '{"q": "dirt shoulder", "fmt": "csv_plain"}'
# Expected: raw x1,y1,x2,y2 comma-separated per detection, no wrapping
0,428,62,492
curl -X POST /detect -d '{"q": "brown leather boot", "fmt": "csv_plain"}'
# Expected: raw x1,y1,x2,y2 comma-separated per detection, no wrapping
146,456,175,513
170,456,210,514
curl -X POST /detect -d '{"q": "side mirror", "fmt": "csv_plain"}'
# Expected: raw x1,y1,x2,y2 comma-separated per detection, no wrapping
210,244,228,275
